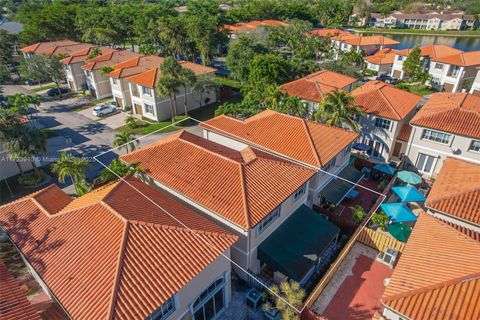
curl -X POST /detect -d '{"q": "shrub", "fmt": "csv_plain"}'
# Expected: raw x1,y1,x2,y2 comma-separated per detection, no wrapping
371,212,389,231
350,205,367,224
18,170,44,186
378,179,389,191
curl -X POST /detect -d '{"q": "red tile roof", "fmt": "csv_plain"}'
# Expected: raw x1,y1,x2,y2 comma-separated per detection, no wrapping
0,177,237,320
351,81,422,120
81,50,140,71
426,157,480,226
332,35,399,46
121,130,315,229
280,70,357,103
225,20,288,33
108,55,165,78
201,110,358,168
0,260,42,320
364,48,398,65
410,92,480,139
396,44,463,58
126,61,216,87
397,124,412,142
432,50,480,67
20,40,80,54
382,213,480,319
60,46,116,65
309,29,351,38
39,43,94,57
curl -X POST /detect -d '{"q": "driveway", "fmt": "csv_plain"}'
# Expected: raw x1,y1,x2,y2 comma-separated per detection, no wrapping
77,105,133,130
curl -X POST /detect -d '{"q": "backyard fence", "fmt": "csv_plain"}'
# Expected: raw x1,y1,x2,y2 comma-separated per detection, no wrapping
357,227,405,253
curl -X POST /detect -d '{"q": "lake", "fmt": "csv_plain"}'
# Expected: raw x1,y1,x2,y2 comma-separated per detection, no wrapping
357,32,480,51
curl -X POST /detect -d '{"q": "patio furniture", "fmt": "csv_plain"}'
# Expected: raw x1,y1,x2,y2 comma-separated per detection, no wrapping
373,163,397,176
391,186,426,202
396,170,422,185
246,288,262,311
380,202,417,223
345,189,360,200
387,222,412,243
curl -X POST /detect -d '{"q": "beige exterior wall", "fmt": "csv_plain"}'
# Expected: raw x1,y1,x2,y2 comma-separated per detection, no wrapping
84,69,112,99
110,77,132,110
428,61,480,93
366,62,392,75
65,62,87,92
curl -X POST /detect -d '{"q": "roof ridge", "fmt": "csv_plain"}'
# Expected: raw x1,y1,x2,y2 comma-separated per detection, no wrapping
238,163,251,229
301,119,322,167
377,85,402,119
0,184,57,209
427,186,480,206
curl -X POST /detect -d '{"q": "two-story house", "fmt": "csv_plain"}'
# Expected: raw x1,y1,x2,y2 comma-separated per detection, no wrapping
125,62,217,121
81,50,140,100
121,130,341,286
390,44,462,80
470,68,480,96
351,81,423,161
331,34,399,58
59,46,115,92
0,176,238,320
428,50,480,92
364,48,398,76
200,110,360,208
406,93,480,176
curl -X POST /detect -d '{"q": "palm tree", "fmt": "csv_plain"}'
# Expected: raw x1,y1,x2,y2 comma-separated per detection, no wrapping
125,116,137,129
86,47,102,60
157,76,180,122
313,90,364,131
50,151,91,196
113,131,138,153
178,68,197,116
264,281,305,320
99,158,145,183
0,109,25,175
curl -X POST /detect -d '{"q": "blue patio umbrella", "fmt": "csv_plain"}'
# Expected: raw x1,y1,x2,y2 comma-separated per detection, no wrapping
391,185,426,202
380,202,417,223
396,170,422,185
373,163,397,176
352,143,370,152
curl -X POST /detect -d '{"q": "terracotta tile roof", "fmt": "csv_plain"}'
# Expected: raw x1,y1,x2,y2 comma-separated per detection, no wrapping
441,218,480,242
126,61,216,88
410,92,480,139
121,130,315,229
60,46,116,65
397,124,412,142
225,20,287,33
333,35,399,46
39,43,94,57
0,177,237,320
81,50,140,71
364,48,398,65
0,260,42,320
108,55,165,79
396,44,463,58
201,110,358,168
432,50,480,67
309,29,351,38
426,157,480,226
382,213,480,319
280,70,357,103
351,81,422,120
20,40,80,54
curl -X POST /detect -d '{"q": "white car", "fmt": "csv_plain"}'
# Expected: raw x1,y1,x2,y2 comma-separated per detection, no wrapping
92,104,117,117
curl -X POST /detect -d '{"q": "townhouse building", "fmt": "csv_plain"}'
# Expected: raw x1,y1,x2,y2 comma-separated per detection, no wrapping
428,50,480,92
363,48,398,76
390,44,462,80
224,20,288,39
20,40,82,58
406,93,480,176
470,68,480,96
351,81,422,162
331,34,399,58
308,28,351,38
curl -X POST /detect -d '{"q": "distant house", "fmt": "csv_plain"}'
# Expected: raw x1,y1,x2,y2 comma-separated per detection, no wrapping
224,20,288,39
351,81,422,161
308,28,351,38
331,35,399,58
0,177,238,320
407,93,480,176
470,68,480,96
364,48,398,76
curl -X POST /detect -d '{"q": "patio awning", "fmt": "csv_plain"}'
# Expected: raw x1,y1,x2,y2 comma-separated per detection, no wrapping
391,186,426,202
380,202,417,223
322,166,364,205
373,163,396,176
257,205,340,283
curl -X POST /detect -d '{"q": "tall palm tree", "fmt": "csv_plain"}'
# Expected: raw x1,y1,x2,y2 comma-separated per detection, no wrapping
157,76,180,122
314,90,364,131
113,131,138,153
51,151,91,196
178,68,196,116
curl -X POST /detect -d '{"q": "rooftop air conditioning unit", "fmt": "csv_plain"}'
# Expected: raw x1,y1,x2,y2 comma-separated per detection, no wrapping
378,248,399,267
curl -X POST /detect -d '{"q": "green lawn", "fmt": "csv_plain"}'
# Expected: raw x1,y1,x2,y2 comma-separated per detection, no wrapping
116,116,189,135
355,27,480,37
31,83,57,92
395,83,437,96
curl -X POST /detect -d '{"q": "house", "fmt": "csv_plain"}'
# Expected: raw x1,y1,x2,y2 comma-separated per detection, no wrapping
381,213,480,320
308,28,351,38
390,44,463,80
0,176,238,320
280,70,357,111
81,50,140,100
224,20,288,39
121,130,340,285
60,46,115,92
470,68,480,96
200,110,359,207
424,157,480,232
331,35,399,58
428,50,480,92
125,61,216,121
407,93,480,176
364,48,398,76
351,81,422,161
387,12,479,31
20,40,81,58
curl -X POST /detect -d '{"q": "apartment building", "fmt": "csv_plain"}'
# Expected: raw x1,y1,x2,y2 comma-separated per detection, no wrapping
406,93,480,176
470,68,480,96
364,48,398,76
428,50,480,92
126,62,216,121
351,81,422,161
390,44,462,79
331,34,399,58
20,40,82,58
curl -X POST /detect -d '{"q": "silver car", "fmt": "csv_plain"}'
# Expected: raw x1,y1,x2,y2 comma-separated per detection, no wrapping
92,104,117,117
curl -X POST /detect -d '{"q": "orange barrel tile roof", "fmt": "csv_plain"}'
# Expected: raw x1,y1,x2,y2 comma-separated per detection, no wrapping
280,70,357,103
396,44,463,58
426,157,480,226
60,46,116,65
20,40,80,54
364,48,398,65
308,28,351,38
200,110,358,168
396,124,412,142
340,35,399,47
39,43,95,57
410,92,480,139
431,50,480,67
108,55,165,78
126,61,216,88
0,260,42,320
224,20,287,33
0,177,237,320
81,50,140,71
121,130,316,230
382,213,480,319
351,80,422,120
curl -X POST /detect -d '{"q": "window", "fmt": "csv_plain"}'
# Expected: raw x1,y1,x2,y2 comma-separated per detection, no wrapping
142,86,152,96
435,63,444,70
374,117,392,131
293,184,306,202
192,277,225,320
256,207,281,235
85,71,91,78
416,153,436,174
150,296,176,320
112,78,117,85
431,76,441,85
469,140,480,152
421,129,451,144
144,103,154,115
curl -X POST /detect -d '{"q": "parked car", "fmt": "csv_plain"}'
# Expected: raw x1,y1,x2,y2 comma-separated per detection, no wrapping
92,104,117,117
376,74,397,84
47,87,70,96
